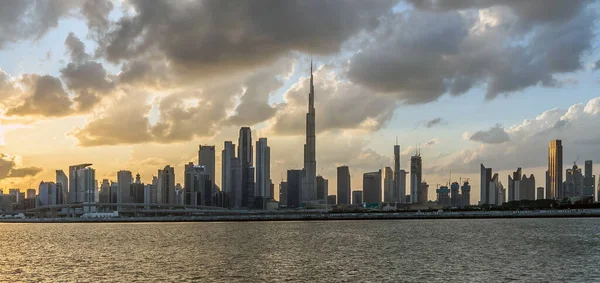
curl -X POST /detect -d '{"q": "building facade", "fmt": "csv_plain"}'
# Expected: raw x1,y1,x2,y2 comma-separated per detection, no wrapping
337,166,351,205
410,155,422,203
548,140,563,199
363,170,382,205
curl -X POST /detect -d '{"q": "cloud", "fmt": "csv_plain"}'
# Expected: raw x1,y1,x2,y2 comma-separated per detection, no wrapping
98,0,396,79
268,65,397,135
347,1,595,104
0,153,42,179
70,90,153,146
5,75,73,117
594,59,600,71
429,96,600,174
226,58,295,126
60,33,115,112
467,124,510,144
425,117,444,128
0,0,80,48
81,0,113,37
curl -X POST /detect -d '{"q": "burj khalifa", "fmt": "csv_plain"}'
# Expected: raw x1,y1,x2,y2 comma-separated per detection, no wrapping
303,61,317,202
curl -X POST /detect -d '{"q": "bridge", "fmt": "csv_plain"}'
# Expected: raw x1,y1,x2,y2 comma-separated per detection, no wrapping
19,203,229,217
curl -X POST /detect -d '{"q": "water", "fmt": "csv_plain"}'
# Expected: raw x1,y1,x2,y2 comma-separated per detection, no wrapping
1,219,600,282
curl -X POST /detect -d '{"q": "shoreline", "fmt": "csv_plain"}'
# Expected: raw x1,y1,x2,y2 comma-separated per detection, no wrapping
2,210,600,223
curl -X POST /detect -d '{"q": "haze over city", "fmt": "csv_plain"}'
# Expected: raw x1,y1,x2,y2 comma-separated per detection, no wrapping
1,0,600,205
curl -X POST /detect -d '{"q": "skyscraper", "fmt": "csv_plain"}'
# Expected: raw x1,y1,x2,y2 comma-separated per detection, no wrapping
548,140,563,199
508,168,521,202
461,181,471,206
337,166,351,205
256,138,271,199
221,141,235,195
117,170,132,204
521,174,535,200
157,165,175,204
418,182,429,205
437,185,450,206
383,167,393,203
316,175,328,201
68,163,92,204
56,170,68,204
393,144,401,203
537,187,545,200
583,160,595,197
564,163,583,197
363,170,382,205
184,162,210,206
198,145,216,189
303,61,317,202
38,182,57,206
238,127,254,207
399,169,407,202
410,154,422,203
287,169,304,208
279,181,288,206
76,166,96,210
450,182,460,207
352,191,363,205
231,157,243,208
480,164,493,205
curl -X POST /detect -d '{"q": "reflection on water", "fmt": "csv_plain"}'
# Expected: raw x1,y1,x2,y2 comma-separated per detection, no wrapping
1,219,600,282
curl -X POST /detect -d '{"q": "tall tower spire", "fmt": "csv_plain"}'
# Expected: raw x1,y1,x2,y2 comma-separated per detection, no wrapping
303,58,317,202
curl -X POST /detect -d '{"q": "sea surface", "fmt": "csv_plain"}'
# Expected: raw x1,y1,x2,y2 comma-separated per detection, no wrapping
1,218,600,282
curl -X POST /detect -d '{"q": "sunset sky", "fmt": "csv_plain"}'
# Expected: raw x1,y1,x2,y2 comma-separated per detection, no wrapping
1,0,599,203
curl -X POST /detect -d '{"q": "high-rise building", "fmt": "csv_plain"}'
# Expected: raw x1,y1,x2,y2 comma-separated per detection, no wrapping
184,162,211,206
363,170,382,205
480,164,493,205
383,167,393,203
437,185,450,207
545,170,551,200
583,160,595,197
198,145,216,189
38,182,58,206
548,140,563,199
256,138,271,199
450,182,460,207
99,179,111,203
26,188,36,199
76,166,96,211
352,191,363,205
489,173,504,205
410,154,422,203
279,181,288,206
56,170,68,204
537,187,545,200
393,144,401,203
230,157,243,208
461,181,471,206
327,195,337,206
287,169,304,208
303,61,317,203
399,169,407,203
238,127,254,207
117,170,132,204
564,163,584,198
222,141,235,195
157,165,175,204
337,166,351,205
418,182,429,205
130,174,145,204
508,168,522,202
316,175,328,201
69,163,92,203
521,174,535,200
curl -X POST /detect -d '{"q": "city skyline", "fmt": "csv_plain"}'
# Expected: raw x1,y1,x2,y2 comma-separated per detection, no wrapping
0,1,600,204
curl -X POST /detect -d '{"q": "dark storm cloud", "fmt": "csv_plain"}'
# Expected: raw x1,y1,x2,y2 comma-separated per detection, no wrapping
0,154,42,179
469,124,510,144
0,0,80,48
348,1,596,104
81,0,113,36
406,0,589,27
5,75,73,117
64,32,90,63
99,0,396,77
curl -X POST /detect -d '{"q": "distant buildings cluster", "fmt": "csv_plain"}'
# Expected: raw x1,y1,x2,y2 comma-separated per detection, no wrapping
479,139,597,206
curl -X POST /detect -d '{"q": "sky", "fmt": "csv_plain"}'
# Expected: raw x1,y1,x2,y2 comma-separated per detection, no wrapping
1,0,600,204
